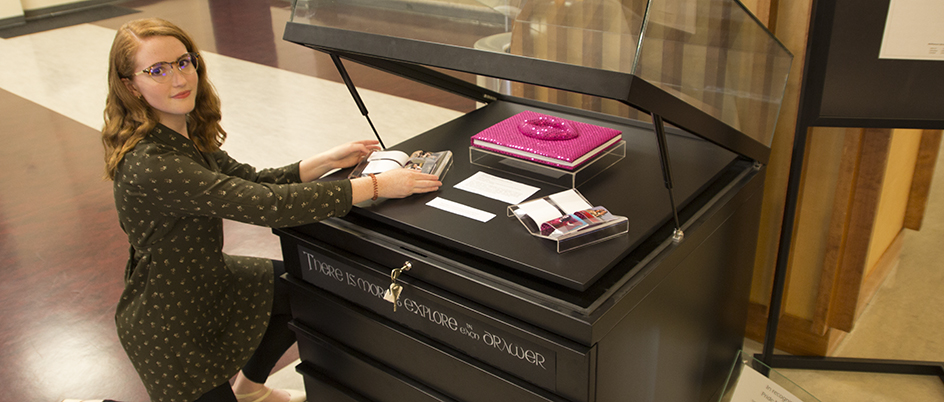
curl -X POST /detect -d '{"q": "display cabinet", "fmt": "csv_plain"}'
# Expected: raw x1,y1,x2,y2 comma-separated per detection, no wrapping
274,0,791,400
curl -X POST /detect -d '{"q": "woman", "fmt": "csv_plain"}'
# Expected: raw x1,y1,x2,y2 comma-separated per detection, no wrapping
100,18,441,402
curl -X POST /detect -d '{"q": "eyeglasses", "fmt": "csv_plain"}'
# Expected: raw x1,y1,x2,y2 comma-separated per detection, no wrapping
132,52,199,83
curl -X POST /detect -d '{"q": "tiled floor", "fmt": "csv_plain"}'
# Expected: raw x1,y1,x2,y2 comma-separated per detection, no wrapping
0,1,942,401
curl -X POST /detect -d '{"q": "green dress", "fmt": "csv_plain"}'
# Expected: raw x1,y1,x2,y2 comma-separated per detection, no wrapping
112,124,352,401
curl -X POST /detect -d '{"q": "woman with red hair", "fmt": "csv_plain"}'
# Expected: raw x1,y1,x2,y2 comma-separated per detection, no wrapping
96,17,440,402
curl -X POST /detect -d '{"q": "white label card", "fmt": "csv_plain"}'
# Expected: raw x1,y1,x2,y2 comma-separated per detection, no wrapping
879,0,944,61
454,172,540,204
426,197,496,222
730,364,805,402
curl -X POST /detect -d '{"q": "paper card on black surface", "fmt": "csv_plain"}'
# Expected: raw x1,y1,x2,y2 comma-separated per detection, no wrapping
730,364,805,402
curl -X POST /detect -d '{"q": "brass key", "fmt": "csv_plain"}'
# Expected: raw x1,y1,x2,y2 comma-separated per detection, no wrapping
383,261,412,311
383,283,402,306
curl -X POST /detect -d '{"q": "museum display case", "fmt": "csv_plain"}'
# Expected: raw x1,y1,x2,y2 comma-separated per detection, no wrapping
274,0,791,400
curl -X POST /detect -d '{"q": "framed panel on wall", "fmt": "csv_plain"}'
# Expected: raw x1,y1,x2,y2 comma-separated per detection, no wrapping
801,0,944,129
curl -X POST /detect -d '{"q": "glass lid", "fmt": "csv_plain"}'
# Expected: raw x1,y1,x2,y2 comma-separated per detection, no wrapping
288,0,792,160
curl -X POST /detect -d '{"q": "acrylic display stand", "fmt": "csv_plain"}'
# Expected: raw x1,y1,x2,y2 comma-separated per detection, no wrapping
508,189,629,253
470,141,625,189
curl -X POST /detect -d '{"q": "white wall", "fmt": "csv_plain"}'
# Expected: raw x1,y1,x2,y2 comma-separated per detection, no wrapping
20,0,76,11
0,0,24,21
3,0,86,20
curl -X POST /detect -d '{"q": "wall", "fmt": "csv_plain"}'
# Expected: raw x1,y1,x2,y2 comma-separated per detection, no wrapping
867,130,921,274
2,0,92,22
0,0,24,23
20,0,77,11
745,0,814,315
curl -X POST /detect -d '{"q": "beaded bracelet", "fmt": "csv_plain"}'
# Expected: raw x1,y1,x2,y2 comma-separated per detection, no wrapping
367,173,379,201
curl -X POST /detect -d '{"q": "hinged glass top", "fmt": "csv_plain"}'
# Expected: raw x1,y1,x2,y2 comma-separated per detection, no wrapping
288,0,791,162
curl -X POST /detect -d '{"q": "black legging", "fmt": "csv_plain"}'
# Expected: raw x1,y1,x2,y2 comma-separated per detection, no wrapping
194,260,297,402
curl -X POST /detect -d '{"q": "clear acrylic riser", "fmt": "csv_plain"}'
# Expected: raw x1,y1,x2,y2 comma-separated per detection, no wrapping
507,189,629,253
469,141,626,189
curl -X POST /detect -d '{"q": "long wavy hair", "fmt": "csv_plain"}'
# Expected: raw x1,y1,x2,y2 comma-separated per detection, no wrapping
102,18,226,180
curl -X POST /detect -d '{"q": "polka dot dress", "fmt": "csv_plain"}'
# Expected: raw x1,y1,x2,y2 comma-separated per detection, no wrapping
112,124,352,401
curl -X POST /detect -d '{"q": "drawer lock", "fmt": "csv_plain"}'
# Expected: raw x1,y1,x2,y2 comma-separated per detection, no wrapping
382,261,412,311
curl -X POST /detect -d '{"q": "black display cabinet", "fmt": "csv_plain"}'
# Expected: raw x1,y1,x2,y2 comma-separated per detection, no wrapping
274,0,792,400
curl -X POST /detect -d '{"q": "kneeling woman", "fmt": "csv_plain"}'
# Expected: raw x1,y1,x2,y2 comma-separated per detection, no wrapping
101,18,441,402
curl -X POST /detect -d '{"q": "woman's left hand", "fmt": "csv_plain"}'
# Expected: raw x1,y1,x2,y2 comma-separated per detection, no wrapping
299,140,381,182
324,140,381,170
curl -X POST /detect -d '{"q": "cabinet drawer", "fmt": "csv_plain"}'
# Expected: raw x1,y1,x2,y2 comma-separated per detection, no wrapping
291,322,455,402
293,363,364,402
288,277,587,401
282,242,594,400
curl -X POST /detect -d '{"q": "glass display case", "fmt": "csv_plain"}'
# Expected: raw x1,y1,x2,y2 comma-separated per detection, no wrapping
286,0,791,160
275,0,792,401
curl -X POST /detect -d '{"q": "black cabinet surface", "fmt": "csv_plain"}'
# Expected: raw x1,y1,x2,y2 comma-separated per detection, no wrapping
276,101,765,401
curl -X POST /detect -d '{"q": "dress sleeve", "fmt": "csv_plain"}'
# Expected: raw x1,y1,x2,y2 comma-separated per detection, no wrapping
122,145,352,228
210,149,302,184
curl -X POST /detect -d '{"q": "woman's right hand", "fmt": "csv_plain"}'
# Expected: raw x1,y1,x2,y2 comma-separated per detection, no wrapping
351,168,442,204
377,168,442,199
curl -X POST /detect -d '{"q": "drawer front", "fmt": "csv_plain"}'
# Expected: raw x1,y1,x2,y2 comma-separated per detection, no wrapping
293,363,364,402
292,322,455,402
292,289,565,402
278,221,595,344
289,256,595,401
